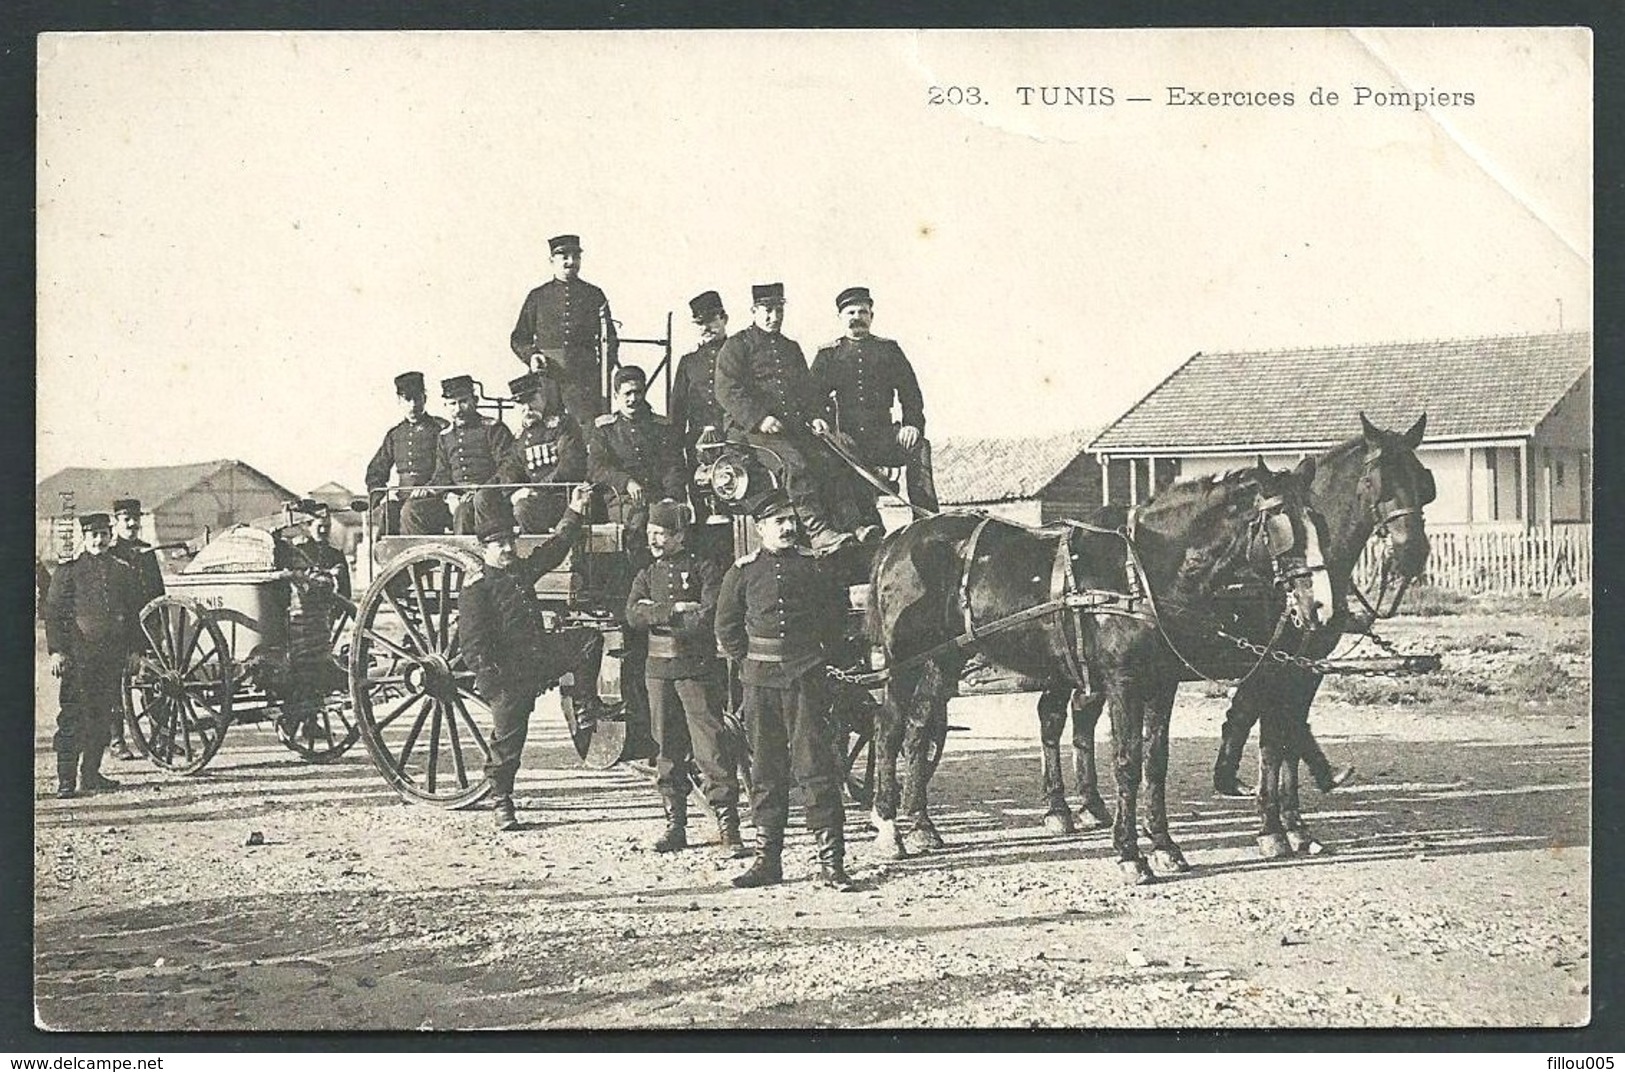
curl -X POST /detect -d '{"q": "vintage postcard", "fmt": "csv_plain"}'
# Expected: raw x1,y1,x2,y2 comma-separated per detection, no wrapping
33,28,1591,1034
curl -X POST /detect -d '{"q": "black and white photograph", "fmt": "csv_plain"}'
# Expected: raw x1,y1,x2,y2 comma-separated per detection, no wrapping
32,28,1592,1032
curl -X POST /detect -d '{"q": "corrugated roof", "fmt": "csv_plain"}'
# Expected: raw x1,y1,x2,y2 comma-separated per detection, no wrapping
35,460,297,518
1091,331,1592,453
935,427,1099,505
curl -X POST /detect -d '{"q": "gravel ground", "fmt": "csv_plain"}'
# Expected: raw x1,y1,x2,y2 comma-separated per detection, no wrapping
33,613,1590,1031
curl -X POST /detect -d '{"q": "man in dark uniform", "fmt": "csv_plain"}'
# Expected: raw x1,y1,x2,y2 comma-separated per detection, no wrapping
509,233,619,427
811,286,939,512
498,371,587,535
432,375,518,536
715,283,870,556
459,485,607,831
45,514,144,798
669,289,735,568
715,489,856,891
107,498,165,760
274,500,353,739
626,499,745,857
364,371,451,536
282,500,352,601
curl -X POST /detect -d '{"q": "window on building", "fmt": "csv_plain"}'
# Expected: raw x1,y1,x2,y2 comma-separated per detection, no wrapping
1555,460,1566,487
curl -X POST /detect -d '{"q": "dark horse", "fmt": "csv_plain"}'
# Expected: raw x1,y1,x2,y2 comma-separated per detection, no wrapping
1036,416,1434,859
865,461,1334,883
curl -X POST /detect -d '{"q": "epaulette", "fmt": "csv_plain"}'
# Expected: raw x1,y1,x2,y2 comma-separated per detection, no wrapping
594,413,618,428
733,550,760,567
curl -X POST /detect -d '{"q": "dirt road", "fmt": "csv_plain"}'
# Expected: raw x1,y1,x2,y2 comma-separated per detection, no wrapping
33,613,1590,1031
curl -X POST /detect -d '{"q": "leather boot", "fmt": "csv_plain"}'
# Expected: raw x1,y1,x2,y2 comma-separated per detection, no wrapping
653,791,687,852
1212,714,1252,798
730,833,784,888
907,441,940,514
79,751,121,793
55,754,78,799
814,827,857,892
715,803,749,858
492,794,519,832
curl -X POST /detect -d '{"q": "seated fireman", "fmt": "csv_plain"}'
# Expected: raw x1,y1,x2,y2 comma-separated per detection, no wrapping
586,364,688,563
365,371,451,536
432,374,518,536
810,285,938,513
499,371,587,535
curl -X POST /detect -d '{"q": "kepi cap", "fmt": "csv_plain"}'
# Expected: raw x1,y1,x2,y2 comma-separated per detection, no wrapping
548,234,582,255
473,515,520,544
611,365,647,392
111,498,142,517
688,290,725,322
836,286,873,310
78,512,112,533
441,375,476,400
750,282,786,306
394,371,426,398
749,487,796,521
648,499,687,531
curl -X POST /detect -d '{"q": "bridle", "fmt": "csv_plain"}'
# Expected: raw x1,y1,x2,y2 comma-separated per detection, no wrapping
1247,491,1327,630
1354,448,1433,619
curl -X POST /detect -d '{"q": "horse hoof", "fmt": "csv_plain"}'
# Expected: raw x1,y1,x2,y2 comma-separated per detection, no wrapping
1317,766,1356,793
1043,810,1077,836
871,820,907,861
1118,859,1157,885
1214,780,1254,799
1152,848,1192,874
1284,829,1313,854
903,827,944,855
1297,837,1327,856
1256,833,1293,859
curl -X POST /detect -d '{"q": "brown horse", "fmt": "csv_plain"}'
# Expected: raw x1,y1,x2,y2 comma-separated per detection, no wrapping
865,460,1333,884
1037,416,1434,859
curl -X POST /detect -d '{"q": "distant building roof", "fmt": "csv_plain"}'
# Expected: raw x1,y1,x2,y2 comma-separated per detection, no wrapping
935,427,1100,505
307,482,357,510
35,460,297,518
1091,330,1593,453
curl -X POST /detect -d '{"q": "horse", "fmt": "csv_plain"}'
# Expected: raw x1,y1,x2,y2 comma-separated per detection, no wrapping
864,459,1334,884
1035,415,1434,859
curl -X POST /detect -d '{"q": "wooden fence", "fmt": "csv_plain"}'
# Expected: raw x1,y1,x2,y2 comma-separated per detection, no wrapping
1355,524,1591,596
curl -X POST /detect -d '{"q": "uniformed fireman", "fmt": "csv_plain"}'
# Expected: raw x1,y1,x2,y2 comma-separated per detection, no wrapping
364,371,451,536
669,290,736,567
432,375,519,536
625,500,745,857
715,488,857,891
282,499,352,601
107,497,165,761
810,286,939,512
45,513,144,798
509,233,619,426
498,371,587,535
714,282,872,555
587,364,689,558
459,486,609,830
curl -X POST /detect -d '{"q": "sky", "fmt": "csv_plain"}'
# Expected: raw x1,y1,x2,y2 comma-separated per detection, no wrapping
36,28,1592,496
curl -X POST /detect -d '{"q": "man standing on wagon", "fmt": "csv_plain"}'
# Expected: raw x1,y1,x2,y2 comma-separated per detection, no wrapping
626,500,745,857
509,233,619,427
432,375,519,536
45,513,144,798
500,371,587,535
364,371,451,536
810,286,939,513
459,486,609,832
715,488,857,891
106,498,165,761
714,283,873,556
670,289,735,568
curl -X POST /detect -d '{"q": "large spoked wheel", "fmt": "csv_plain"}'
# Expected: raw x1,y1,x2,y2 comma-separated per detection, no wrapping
125,595,233,775
840,690,947,808
350,545,495,808
275,599,361,763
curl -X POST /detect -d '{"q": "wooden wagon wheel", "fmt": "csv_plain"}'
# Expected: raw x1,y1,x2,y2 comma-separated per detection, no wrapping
840,690,948,808
275,597,361,763
124,595,232,775
349,544,496,808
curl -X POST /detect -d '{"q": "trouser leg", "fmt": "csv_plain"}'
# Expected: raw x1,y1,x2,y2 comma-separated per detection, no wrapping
649,676,695,799
744,684,791,839
400,495,451,536
482,685,538,797
906,438,939,513
77,653,123,787
783,671,846,834
680,672,739,810
540,628,606,707
514,491,567,534
740,431,841,536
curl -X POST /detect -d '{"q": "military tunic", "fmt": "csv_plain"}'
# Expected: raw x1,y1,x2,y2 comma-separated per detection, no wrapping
714,546,848,835
458,510,605,796
626,548,735,810
433,414,519,535
670,338,728,453
810,333,938,511
108,536,165,610
586,409,688,507
508,277,619,424
499,411,587,534
365,414,451,535
44,551,144,763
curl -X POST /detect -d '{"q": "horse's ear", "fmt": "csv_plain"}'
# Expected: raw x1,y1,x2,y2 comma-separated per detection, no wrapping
1293,456,1317,487
1403,413,1427,449
1254,454,1268,474
1359,412,1380,443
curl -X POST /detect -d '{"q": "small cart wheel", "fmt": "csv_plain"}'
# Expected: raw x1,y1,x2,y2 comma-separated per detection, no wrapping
350,544,495,808
842,696,946,808
125,595,232,775
275,598,361,763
